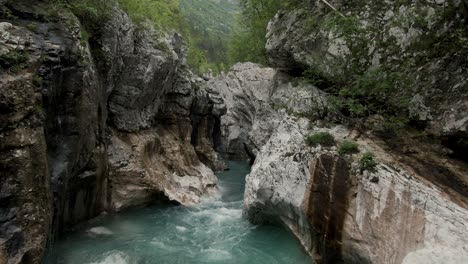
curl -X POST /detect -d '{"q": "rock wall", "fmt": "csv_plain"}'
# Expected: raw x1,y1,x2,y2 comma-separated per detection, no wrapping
221,3,468,262
244,117,468,264
210,63,468,264
209,62,334,161
266,0,468,157
0,1,225,262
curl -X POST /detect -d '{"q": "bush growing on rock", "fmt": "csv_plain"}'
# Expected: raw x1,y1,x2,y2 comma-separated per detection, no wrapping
359,151,378,173
339,140,359,155
0,50,29,69
305,132,335,147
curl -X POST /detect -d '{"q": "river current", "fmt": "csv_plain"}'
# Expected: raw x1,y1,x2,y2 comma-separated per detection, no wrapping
45,161,311,264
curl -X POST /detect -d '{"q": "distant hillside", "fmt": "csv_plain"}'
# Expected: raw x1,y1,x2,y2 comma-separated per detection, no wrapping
180,0,239,73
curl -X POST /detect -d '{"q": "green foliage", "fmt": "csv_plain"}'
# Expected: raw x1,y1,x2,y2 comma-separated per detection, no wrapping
228,0,300,64
53,0,237,74
302,66,412,130
118,0,181,30
0,51,29,69
302,67,330,88
180,0,238,73
80,30,91,46
51,0,114,39
359,152,378,173
334,69,412,119
323,15,364,37
305,132,336,147
55,0,113,23
339,141,359,155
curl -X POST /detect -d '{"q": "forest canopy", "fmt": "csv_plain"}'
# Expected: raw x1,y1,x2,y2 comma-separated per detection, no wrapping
53,0,295,73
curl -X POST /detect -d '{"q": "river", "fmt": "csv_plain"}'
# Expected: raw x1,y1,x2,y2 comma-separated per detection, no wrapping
45,161,311,264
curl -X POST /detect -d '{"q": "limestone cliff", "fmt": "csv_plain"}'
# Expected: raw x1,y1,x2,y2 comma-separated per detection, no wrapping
266,0,467,158
214,2,468,263
209,61,468,264
0,1,225,262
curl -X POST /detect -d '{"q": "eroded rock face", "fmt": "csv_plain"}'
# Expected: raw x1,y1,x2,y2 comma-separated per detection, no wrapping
0,2,96,261
209,62,333,160
108,70,223,210
243,117,468,264
210,63,467,264
105,7,185,132
108,126,218,210
266,0,468,156
0,1,226,262
207,63,277,160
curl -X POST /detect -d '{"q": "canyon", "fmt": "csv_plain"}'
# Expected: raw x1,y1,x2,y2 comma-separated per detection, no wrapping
1,0,467,264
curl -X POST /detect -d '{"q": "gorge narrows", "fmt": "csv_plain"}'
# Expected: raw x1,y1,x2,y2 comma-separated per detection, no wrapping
44,161,311,264
1,0,468,263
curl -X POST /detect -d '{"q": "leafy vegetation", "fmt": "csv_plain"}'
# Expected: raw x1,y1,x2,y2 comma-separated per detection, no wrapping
0,51,29,69
305,132,336,147
118,0,181,30
180,0,239,73
51,0,240,74
228,0,299,64
333,69,412,119
338,141,359,155
359,152,378,173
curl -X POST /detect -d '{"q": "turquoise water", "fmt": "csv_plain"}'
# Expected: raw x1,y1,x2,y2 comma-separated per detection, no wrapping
45,161,311,264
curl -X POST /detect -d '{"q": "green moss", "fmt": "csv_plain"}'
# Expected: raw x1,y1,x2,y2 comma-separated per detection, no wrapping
338,141,360,155
305,132,336,147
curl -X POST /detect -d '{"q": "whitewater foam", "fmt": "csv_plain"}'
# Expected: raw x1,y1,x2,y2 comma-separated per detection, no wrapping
176,226,188,232
86,226,114,236
89,252,129,264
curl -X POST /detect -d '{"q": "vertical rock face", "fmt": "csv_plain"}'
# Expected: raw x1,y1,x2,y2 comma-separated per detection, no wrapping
243,117,468,264
210,60,468,263
0,1,226,262
207,63,278,160
0,2,92,261
208,62,333,161
230,2,468,262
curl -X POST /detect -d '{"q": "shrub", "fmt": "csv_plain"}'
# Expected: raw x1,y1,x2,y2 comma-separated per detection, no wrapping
359,152,378,173
339,140,359,155
302,67,330,88
335,69,412,118
0,51,29,68
305,132,336,147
